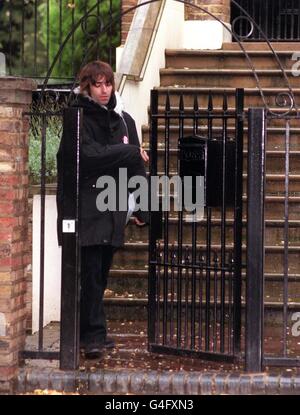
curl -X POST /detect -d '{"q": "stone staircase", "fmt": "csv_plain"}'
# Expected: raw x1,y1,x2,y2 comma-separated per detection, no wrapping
105,42,300,341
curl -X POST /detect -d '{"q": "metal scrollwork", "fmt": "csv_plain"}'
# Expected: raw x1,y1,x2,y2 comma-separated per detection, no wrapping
34,88,69,115
232,16,254,40
267,92,295,117
81,13,103,38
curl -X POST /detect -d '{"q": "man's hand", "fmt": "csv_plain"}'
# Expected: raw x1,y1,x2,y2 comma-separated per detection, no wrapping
140,147,149,163
133,216,146,227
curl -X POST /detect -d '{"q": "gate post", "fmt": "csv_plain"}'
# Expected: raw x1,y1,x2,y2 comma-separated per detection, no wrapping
246,108,266,372
59,108,82,370
0,77,36,392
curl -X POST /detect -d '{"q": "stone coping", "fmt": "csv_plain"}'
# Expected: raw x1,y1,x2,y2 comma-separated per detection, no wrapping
117,0,163,81
14,367,300,395
0,76,37,91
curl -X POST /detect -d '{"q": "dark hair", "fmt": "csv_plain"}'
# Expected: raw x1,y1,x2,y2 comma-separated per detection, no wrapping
78,60,115,95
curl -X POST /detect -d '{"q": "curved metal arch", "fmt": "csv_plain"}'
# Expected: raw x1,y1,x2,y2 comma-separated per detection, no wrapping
231,0,298,116
40,0,299,116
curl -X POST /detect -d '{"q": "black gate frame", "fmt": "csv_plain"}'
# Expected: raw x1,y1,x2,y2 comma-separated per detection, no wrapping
148,88,245,363
246,108,300,371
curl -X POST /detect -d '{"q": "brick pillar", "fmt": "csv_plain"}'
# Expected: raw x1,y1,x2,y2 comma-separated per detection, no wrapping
0,77,36,393
185,0,231,23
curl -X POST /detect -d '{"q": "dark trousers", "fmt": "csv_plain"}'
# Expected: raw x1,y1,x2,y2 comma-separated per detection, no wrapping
80,245,114,345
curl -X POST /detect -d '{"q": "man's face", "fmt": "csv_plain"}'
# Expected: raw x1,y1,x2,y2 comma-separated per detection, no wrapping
90,75,113,105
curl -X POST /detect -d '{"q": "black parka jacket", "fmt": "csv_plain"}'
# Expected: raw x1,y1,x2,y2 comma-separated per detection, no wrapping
56,92,148,247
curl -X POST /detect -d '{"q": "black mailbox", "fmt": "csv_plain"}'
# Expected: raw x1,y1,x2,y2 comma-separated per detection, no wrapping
178,135,236,208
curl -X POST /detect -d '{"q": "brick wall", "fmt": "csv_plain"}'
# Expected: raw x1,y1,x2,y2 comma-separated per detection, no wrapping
185,0,231,22
0,77,36,393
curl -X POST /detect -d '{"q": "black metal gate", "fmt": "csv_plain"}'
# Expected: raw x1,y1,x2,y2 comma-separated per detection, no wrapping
148,89,245,362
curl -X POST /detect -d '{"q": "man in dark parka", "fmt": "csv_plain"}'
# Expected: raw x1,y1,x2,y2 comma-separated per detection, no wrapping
56,61,148,359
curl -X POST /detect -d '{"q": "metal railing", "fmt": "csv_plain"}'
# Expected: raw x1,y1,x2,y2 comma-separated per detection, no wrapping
232,0,300,41
0,0,121,82
148,89,245,363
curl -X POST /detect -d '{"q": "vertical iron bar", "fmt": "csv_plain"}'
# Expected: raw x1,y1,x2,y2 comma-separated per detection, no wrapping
96,0,100,60
170,246,176,343
228,252,234,353
148,89,159,346
233,88,244,355
198,251,204,349
298,0,300,39
21,0,25,76
205,92,213,351
34,0,37,76
60,108,82,370
163,93,170,345
265,0,269,39
249,0,253,38
283,120,290,357
184,247,189,348
71,0,75,77
213,252,218,352
156,247,162,343
38,115,47,351
220,92,228,353
8,0,12,75
193,95,199,135
191,96,199,350
247,0,251,38
59,0,63,69
245,108,266,373
258,0,262,40
108,0,113,65
190,222,197,350
284,0,288,40
291,0,295,40
177,93,184,348
47,0,50,76
238,0,242,37
83,0,88,63
278,0,282,40
271,0,275,40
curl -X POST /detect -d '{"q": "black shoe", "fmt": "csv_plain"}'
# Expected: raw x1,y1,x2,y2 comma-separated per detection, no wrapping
84,343,104,359
101,337,115,349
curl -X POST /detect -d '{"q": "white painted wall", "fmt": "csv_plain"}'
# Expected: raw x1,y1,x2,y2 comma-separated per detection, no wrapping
32,195,61,333
182,20,232,50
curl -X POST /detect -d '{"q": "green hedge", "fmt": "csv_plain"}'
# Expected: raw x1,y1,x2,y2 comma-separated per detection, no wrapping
29,122,61,185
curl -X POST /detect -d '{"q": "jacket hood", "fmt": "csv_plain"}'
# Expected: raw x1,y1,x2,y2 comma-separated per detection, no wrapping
73,86,124,116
